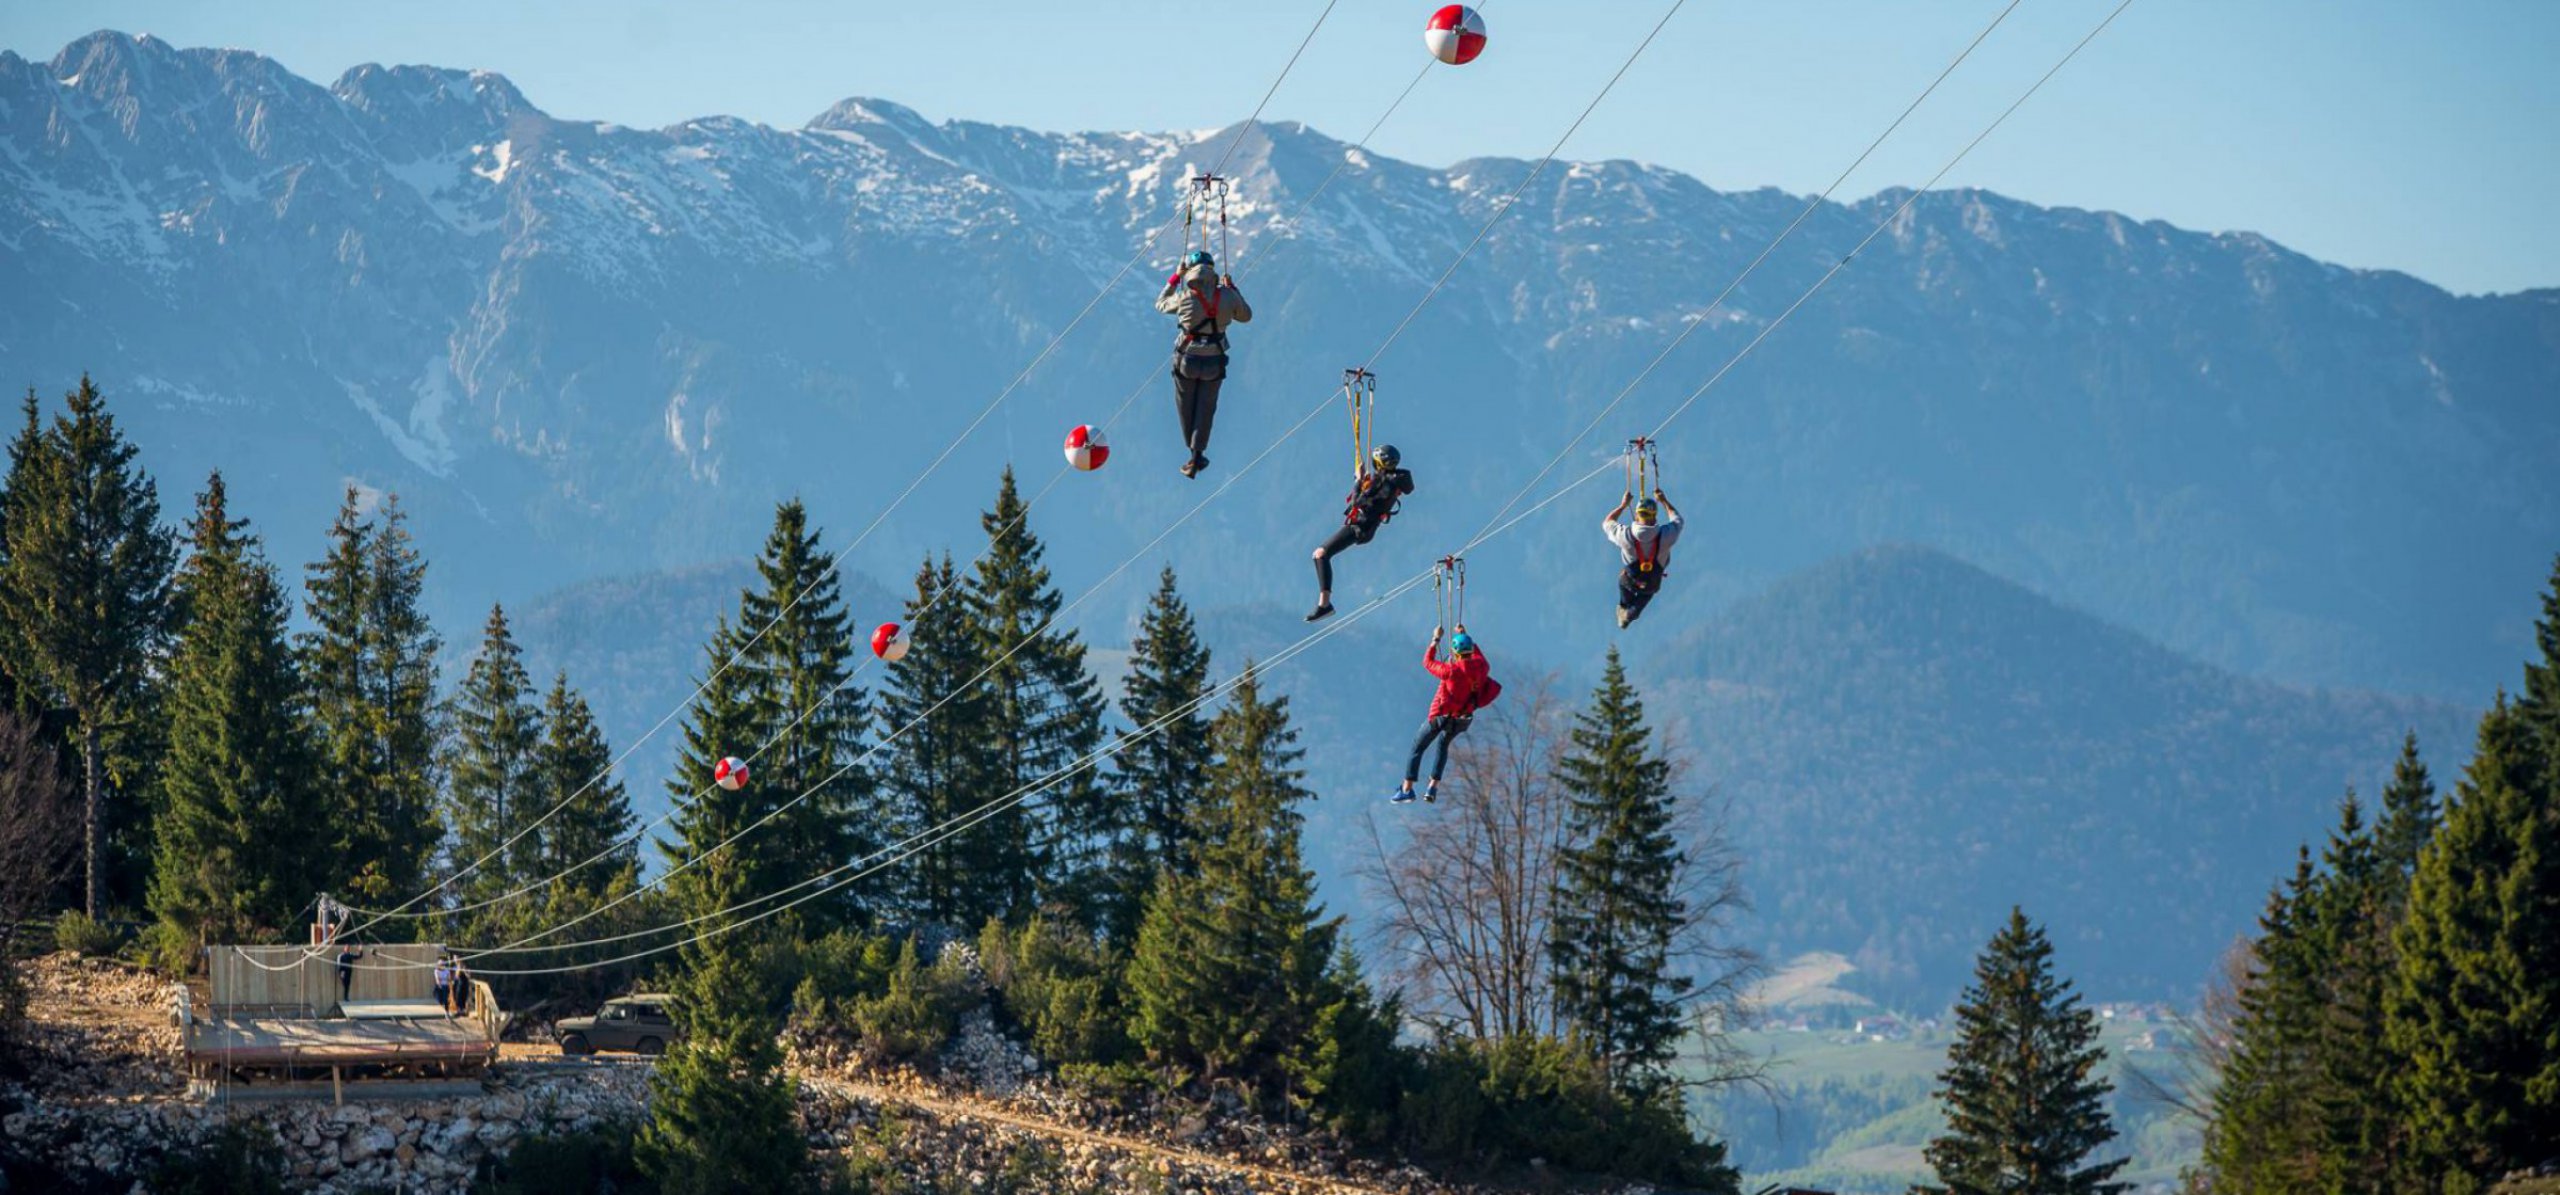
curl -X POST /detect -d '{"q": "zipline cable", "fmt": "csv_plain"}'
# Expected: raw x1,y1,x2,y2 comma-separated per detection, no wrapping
330,0,1350,935
1466,0,2023,546
311,0,1693,969
1464,0,2142,558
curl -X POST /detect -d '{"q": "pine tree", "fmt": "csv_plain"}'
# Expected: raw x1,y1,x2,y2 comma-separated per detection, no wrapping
145,474,328,942
2304,796,2402,1193
660,617,769,926
1108,567,1216,939
733,501,872,931
0,377,176,916
1548,648,1693,1096
1126,666,1340,1098
534,672,637,894
2375,732,2439,886
2517,554,2560,754
638,930,808,1195
300,488,442,904
966,469,1110,922
2199,849,2324,1191
878,554,1015,927
1921,908,2130,1195
2383,697,2560,1189
444,604,545,925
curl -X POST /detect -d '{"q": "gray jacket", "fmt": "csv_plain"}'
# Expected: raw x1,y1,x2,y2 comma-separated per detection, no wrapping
1156,262,1252,357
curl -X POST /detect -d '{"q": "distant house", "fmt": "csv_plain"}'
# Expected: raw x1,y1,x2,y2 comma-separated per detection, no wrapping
1854,1015,1908,1041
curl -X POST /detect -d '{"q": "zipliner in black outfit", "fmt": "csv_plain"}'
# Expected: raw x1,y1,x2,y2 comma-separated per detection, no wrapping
1306,445,1415,622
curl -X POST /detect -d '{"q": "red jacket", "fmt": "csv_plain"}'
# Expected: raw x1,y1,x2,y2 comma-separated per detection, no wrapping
1424,644,1493,718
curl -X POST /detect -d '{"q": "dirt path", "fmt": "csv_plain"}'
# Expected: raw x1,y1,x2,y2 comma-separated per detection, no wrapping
801,1075,1411,1195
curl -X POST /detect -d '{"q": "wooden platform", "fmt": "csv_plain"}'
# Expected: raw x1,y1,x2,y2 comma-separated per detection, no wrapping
188,1015,492,1068
338,998,454,1021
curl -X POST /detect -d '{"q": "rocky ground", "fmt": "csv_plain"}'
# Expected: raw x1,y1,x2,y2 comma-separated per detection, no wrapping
2,954,1633,1194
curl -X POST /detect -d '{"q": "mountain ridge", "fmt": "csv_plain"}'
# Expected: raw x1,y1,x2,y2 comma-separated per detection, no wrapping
4,29,2553,710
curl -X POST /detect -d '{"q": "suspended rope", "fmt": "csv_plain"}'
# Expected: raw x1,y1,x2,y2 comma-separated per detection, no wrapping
318,0,1350,941
1463,0,2023,548
1186,172,1233,265
1344,368,1378,481
1461,0,2136,559
1623,436,1659,497
1433,555,1467,630
317,0,1690,969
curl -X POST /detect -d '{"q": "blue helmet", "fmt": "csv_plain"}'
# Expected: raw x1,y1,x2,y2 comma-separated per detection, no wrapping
1449,630,1476,656
1183,249,1214,268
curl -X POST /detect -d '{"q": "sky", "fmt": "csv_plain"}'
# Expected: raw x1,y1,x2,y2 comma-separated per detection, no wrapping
6,0,2557,295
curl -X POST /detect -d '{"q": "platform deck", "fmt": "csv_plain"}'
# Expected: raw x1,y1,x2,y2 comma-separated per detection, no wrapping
186,1014,492,1067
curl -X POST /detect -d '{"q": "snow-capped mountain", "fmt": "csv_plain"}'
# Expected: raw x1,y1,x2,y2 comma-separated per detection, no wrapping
4,30,2556,702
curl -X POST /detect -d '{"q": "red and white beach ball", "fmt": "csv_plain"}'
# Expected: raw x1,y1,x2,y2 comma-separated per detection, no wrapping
1424,6,1488,66
1063,424,1110,472
871,622,911,662
714,756,750,791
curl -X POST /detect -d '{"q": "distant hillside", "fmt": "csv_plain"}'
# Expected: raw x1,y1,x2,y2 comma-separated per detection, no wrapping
1638,545,2474,1002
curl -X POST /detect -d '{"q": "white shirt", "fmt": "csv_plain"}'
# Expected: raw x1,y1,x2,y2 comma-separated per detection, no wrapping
1603,514,1683,568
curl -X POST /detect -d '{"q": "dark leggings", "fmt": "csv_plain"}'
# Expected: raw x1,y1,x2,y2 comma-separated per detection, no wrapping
1174,373,1223,456
1618,565,1663,622
1313,520,1378,592
1406,715,1470,785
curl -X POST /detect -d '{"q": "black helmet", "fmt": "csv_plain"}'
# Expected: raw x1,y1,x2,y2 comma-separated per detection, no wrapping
1372,444,1401,468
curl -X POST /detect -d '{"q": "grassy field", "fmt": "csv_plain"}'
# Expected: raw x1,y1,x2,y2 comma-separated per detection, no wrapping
1695,1020,2200,1193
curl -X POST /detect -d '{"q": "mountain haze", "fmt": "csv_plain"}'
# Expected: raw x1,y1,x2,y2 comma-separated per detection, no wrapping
3,31,2554,711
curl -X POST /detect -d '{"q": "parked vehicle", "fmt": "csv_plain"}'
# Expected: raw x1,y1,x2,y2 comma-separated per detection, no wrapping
556,994,678,1056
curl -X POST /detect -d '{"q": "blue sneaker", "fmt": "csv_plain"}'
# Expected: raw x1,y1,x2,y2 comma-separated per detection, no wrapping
1388,787,1417,804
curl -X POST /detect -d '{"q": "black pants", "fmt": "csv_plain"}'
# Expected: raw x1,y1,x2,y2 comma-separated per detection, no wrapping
1619,565,1663,622
1406,715,1470,784
1174,373,1223,457
1314,519,1380,591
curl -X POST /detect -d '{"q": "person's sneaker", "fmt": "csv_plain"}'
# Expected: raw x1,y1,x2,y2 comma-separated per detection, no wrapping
1423,785,1439,804
1388,787,1416,804
1178,458,1200,479
1304,601,1335,623
1191,454,1210,474
1616,607,1633,629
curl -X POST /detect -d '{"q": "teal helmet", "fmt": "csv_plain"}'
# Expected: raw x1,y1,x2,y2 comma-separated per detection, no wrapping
1372,444,1400,469
1449,630,1476,656
1183,249,1214,268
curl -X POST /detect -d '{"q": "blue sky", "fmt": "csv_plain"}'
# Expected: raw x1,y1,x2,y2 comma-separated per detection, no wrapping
8,0,2556,294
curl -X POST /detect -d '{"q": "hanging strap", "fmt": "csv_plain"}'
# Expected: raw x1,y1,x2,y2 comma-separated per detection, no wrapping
1344,368,1377,485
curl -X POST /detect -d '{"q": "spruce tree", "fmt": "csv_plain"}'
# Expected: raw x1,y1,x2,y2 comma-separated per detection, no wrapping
2375,732,2439,886
1108,567,1216,939
2199,850,2324,1191
660,617,769,926
1921,908,2130,1195
2304,796,2402,1193
638,930,808,1194
2383,697,2560,1188
443,604,545,923
145,474,328,942
534,672,637,894
878,554,1015,927
1126,666,1339,1097
966,469,1110,922
301,488,442,904
0,377,176,916
2517,554,2560,753
733,500,872,931
1549,648,1694,1096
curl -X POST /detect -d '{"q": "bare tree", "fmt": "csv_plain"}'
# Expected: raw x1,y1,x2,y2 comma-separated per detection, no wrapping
2124,934,2251,1125
1361,677,1573,1040
0,707,77,1056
